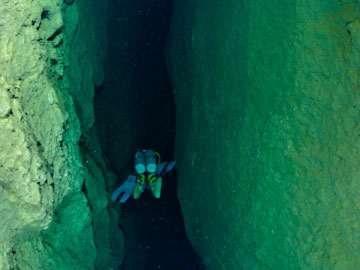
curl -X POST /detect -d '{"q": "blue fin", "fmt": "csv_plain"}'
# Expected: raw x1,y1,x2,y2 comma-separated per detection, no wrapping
111,175,136,203
156,161,176,176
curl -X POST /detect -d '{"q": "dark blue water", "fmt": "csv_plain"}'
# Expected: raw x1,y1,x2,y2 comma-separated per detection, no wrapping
98,0,204,269
119,170,203,270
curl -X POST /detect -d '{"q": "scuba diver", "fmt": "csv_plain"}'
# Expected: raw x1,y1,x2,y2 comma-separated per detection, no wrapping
111,149,176,203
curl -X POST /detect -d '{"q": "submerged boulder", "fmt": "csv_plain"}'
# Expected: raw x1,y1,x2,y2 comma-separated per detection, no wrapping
167,0,360,269
0,0,122,269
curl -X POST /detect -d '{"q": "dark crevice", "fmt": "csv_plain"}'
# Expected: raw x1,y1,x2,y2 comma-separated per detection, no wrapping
47,28,62,42
41,9,50,20
94,0,204,269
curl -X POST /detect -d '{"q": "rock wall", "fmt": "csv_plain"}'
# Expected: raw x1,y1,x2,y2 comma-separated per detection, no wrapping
167,0,360,269
0,0,121,269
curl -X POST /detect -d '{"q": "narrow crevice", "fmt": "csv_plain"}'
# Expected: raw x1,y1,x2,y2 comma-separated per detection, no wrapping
94,0,204,269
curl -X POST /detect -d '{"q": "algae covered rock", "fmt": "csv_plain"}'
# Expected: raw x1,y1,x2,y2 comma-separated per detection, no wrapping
0,0,121,269
167,0,360,269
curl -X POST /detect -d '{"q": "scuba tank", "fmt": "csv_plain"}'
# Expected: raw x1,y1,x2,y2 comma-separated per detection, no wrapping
134,151,146,174
145,149,157,173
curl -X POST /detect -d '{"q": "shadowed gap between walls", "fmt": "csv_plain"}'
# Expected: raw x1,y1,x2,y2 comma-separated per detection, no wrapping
94,0,204,269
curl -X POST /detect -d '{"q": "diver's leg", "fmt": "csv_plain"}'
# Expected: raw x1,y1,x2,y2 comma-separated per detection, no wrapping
133,183,143,199
151,177,162,199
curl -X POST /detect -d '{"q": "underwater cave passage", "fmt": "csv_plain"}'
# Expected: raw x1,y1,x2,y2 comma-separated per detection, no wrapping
94,0,204,269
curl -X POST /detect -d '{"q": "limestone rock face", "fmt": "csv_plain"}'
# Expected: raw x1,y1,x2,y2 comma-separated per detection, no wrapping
167,0,360,269
0,0,121,269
